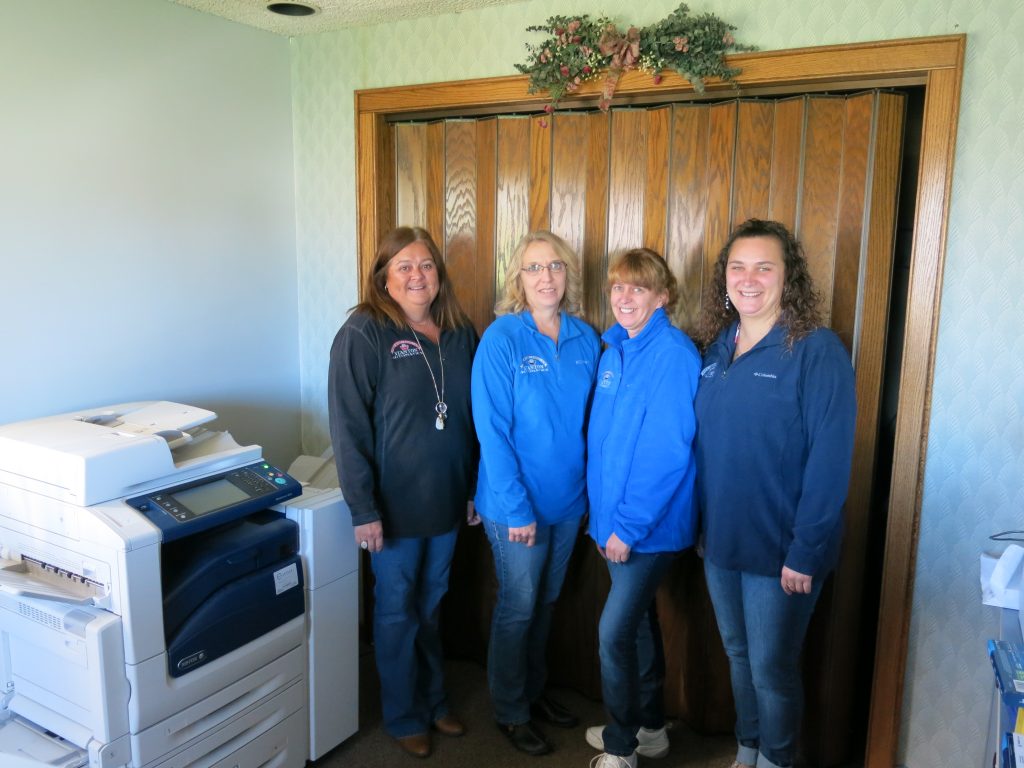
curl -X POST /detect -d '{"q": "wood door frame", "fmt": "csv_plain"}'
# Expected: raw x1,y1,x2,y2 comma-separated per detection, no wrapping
354,34,966,768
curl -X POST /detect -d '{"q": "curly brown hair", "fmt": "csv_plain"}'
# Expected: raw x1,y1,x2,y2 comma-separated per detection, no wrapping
693,219,822,350
352,226,472,331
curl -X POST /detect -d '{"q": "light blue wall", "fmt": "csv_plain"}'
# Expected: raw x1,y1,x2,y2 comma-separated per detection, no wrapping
292,1,1024,765
0,0,301,465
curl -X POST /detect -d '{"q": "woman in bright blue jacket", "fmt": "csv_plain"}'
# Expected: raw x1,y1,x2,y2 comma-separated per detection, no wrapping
693,219,856,768
472,231,600,757
584,248,701,768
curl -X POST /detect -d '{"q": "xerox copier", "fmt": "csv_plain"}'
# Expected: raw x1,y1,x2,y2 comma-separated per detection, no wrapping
0,402,358,768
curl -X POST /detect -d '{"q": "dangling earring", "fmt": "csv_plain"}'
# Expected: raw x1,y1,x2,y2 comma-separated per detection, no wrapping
724,292,731,311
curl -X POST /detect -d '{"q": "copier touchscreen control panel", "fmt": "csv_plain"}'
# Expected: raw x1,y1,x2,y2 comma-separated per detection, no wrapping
125,461,302,541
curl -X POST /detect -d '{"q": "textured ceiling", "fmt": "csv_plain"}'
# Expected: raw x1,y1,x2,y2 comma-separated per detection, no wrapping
170,0,528,35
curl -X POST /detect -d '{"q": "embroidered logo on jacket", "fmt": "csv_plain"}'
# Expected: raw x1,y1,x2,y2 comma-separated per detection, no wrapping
390,340,423,359
700,362,719,379
597,370,616,389
519,355,550,374
753,371,778,379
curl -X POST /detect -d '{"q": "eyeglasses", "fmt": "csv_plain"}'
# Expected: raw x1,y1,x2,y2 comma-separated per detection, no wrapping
521,261,566,274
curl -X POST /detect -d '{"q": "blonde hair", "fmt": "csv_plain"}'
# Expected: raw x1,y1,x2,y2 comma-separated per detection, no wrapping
495,231,583,317
607,248,678,313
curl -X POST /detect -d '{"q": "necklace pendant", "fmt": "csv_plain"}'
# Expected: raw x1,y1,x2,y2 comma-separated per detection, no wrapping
435,414,445,431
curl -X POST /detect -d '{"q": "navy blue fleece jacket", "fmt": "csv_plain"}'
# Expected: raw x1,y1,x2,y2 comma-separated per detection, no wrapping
695,322,856,577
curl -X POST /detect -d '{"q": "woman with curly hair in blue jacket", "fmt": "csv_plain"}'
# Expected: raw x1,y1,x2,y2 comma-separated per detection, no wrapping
694,219,856,768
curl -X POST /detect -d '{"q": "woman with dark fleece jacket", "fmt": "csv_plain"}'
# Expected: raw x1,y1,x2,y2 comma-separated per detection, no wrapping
328,226,477,760
694,219,856,768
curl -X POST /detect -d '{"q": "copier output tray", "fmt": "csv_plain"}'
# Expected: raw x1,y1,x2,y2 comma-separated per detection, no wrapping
0,559,97,605
0,713,87,768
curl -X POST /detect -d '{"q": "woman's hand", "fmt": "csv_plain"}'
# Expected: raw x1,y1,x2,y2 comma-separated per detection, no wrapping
781,565,812,595
466,501,481,526
354,521,384,553
508,522,537,547
604,532,631,564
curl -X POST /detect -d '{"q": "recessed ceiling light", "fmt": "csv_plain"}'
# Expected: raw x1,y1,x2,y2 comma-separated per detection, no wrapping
267,2,318,16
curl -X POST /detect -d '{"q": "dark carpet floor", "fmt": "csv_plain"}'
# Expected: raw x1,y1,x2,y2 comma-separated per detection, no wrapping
311,647,737,768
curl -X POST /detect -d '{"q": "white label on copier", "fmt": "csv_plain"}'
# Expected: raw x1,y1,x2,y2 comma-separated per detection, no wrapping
273,563,299,595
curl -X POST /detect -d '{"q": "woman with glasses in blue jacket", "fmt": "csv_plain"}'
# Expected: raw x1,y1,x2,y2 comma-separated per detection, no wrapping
472,231,600,757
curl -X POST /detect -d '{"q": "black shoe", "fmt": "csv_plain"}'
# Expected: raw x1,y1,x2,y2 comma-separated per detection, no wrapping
497,721,553,756
530,695,579,729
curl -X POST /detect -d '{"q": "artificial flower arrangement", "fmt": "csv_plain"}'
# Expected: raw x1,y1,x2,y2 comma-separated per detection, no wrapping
514,3,754,115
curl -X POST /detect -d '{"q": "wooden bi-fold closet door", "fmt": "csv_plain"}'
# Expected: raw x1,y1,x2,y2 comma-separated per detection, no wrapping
392,91,906,767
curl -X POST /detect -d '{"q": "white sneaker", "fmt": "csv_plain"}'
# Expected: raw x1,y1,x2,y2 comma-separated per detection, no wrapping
589,752,637,768
585,725,669,758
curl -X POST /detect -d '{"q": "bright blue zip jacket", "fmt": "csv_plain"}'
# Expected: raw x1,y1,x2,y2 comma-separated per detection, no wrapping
472,311,600,527
587,308,701,554
695,322,856,577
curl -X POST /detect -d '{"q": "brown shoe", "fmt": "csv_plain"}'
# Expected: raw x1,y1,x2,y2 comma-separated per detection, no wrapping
395,733,431,758
433,714,465,737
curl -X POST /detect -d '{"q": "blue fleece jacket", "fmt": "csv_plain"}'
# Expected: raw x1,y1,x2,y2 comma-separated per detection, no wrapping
586,309,701,554
695,322,857,578
472,311,600,527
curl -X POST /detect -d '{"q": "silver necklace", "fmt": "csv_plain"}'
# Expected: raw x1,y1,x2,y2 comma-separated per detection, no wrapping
409,327,447,430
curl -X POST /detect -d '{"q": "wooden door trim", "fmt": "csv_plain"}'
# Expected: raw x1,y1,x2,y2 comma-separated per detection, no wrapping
354,34,966,768
355,35,959,116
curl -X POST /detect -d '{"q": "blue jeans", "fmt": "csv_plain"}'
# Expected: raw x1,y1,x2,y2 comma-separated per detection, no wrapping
598,551,674,757
370,528,458,738
704,560,824,768
483,517,579,724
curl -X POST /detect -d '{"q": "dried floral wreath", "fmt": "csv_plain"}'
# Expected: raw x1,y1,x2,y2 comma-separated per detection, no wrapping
515,4,754,116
